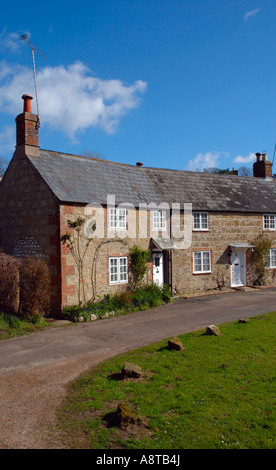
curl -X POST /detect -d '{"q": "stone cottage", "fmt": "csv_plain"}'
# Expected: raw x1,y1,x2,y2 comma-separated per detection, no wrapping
0,94,276,315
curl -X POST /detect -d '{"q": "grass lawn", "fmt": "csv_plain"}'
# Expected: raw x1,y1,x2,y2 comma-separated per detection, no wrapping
56,312,276,449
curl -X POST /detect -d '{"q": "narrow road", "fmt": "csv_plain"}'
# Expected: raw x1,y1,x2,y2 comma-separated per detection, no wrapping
0,288,275,449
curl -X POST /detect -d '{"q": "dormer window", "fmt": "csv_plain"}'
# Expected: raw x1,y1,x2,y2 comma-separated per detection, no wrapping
193,212,209,231
263,214,275,231
109,208,126,230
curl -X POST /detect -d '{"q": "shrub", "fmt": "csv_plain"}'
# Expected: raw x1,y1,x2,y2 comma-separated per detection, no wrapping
112,291,134,310
0,251,19,314
129,245,151,287
19,256,51,320
132,284,158,308
161,283,173,303
132,284,172,309
62,283,172,322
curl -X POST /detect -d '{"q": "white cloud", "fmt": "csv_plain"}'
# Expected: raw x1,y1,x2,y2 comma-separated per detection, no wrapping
187,151,221,171
244,8,260,21
0,60,147,138
234,152,256,164
0,61,13,81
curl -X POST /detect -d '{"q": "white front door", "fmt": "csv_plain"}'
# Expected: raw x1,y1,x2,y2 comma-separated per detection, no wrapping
231,248,247,287
152,253,164,286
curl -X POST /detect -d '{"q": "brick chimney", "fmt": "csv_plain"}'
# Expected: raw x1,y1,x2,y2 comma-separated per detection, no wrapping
253,152,272,178
15,95,39,148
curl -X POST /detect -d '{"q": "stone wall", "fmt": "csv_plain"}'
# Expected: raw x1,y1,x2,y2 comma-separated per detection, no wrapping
0,150,61,314
171,211,276,293
59,203,153,308
58,204,276,308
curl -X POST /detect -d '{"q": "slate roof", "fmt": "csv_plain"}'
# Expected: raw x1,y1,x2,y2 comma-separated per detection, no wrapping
27,149,276,213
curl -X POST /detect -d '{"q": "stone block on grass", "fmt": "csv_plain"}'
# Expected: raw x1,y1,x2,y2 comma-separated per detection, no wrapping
204,325,222,336
168,337,184,351
115,402,143,428
121,361,142,379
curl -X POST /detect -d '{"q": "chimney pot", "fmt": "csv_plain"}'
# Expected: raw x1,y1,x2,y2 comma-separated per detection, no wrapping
253,151,272,178
22,94,33,113
16,94,39,148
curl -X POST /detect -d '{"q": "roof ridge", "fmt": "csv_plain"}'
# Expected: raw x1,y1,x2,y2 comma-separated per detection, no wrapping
39,150,198,173
38,149,275,181
40,149,134,168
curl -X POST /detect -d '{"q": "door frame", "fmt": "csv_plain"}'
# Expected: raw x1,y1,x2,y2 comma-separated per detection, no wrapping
230,247,247,287
152,251,164,286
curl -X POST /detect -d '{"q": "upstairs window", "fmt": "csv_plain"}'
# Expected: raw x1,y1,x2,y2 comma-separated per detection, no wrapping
263,214,275,231
193,212,209,231
153,210,166,230
109,208,126,230
109,256,128,284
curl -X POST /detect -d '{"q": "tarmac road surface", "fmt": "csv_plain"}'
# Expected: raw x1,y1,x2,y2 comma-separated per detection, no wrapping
0,288,275,449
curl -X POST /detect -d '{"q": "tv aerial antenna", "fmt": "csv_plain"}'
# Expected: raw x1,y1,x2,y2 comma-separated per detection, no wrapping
20,34,46,126
272,141,276,167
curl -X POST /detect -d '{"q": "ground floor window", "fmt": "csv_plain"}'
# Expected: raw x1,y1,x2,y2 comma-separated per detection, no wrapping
269,248,276,268
193,250,211,273
109,256,128,284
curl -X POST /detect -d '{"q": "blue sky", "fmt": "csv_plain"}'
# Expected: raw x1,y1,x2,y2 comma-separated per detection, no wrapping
0,0,275,173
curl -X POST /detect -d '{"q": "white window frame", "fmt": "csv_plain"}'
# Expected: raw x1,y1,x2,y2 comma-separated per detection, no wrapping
263,214,276,231
152,210,166,230
193,250,212,274
269,248,276,268
193,212,209,231
109,208,126,230
109,256,128,284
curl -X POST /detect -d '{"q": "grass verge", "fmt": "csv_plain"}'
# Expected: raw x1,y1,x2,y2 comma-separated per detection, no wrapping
56,312,276,449
0,312,49,339
0,285,172,338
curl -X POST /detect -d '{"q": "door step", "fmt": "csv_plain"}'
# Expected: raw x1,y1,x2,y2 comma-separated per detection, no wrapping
231,286,257,292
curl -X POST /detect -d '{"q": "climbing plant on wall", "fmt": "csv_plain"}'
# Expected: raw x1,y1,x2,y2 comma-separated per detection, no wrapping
61,217,96,304
129,244,151,288
249,232,272,285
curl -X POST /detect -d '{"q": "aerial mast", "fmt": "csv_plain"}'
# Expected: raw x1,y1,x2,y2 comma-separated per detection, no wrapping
20,34,46,127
